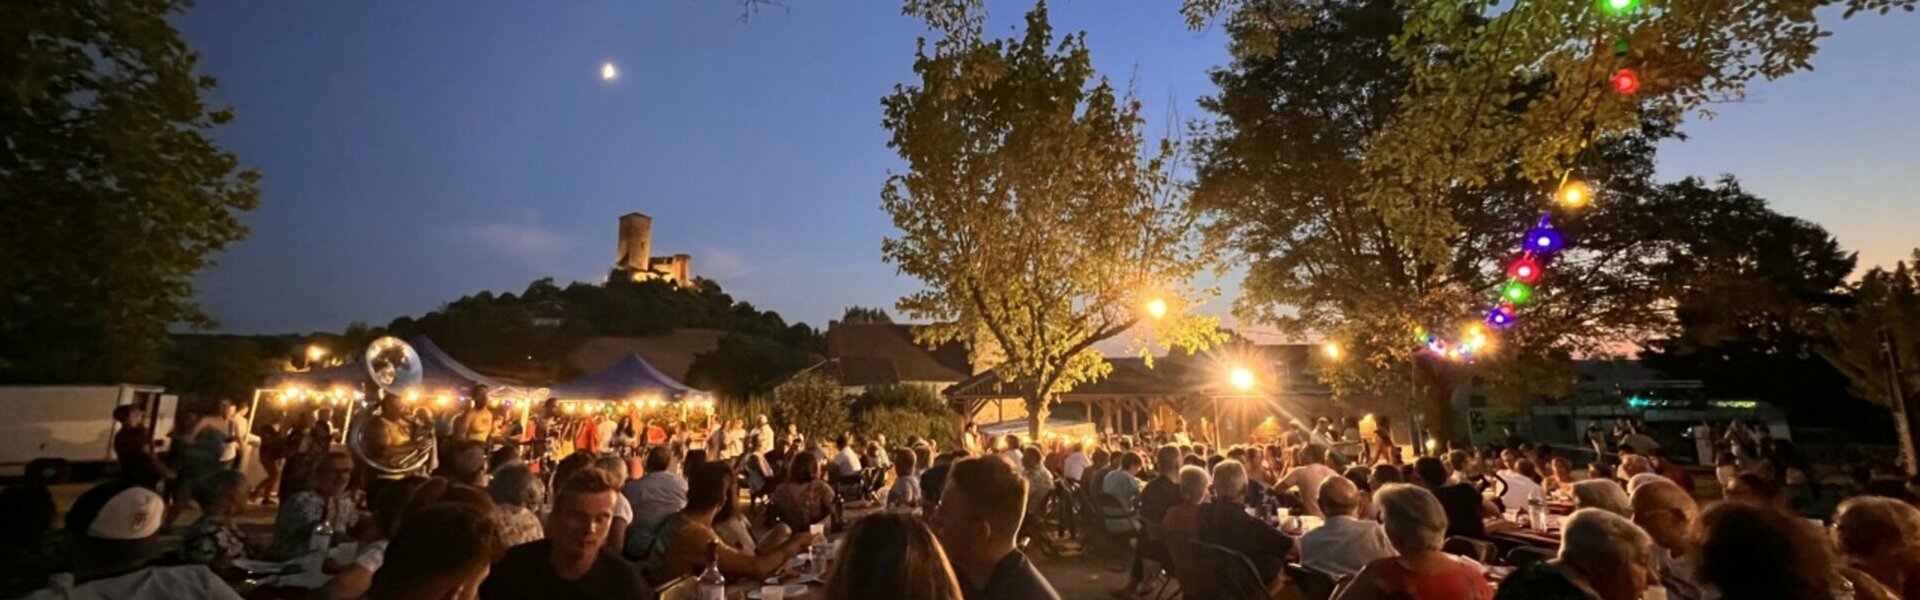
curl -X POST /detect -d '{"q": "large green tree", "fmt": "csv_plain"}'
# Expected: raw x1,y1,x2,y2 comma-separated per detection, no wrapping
1,0,260,383
881,2,1222,439
1822,251,1920,471
1639,181,1871,431
685,332,814,401
1189,0,1858,441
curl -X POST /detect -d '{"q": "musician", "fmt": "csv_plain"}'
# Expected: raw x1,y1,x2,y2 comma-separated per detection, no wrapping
366,392,429,480
453,385,498,447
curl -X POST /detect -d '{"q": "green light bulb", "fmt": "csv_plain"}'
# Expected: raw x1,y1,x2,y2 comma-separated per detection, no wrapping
1503,282,1533,304
1603,0,1639,13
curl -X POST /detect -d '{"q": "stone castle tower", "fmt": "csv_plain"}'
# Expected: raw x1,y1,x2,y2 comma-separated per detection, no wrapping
614,212,692,287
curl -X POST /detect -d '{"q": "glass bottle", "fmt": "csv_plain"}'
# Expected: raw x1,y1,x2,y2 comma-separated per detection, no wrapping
698,540,726,600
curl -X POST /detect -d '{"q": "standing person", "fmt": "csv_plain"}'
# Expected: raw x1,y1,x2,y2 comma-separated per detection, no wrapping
165,400,238,529
961,422,985,456
454,386,497,448
824,512,966,600
480,468,649,599
270,450,363,559
111,404,171,490
1371,416,1398,465
1335,484,1494,600
933,456,1062,600
226,402,253,471
366,504,504,600
1279,444,1341,517
23,482,243,600
252,419,292,504
726,418,747,461
753,415,776,455
1062,443,1090,484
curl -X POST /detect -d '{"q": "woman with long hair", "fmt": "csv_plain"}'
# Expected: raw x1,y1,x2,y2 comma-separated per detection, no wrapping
772,451,835,531
822,512,964,600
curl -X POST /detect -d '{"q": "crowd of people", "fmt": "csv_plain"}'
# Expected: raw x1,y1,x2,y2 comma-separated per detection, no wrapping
6,400,1920,600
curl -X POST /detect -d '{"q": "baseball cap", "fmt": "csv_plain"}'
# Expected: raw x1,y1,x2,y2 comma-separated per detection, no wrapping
65,481,165,540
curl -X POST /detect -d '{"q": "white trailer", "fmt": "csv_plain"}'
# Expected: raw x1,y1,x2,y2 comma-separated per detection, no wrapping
0,384,177,482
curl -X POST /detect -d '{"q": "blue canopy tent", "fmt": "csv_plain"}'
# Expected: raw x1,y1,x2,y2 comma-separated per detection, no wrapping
550,353,703,402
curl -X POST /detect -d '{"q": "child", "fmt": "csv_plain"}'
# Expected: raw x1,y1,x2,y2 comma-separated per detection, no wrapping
884,448,921,513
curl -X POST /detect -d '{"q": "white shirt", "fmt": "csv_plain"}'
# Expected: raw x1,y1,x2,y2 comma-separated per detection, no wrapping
1004,448,1025,467
593,418,616,452
888,474,923,511
1298,515,1397,579
833,447,863,477
614,492,634,523
1495,469,1544,511
28,565,244,600
1063,452,1091,481
1279,463,1340,517
755,424,776,447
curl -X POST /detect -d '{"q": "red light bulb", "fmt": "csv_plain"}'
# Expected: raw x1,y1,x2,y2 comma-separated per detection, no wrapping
1611,69,1640,94
1509,258,1542,283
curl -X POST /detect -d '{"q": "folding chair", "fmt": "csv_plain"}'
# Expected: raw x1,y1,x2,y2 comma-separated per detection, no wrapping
1505,545,1556,568
1443,536,1497,564
1191,539,1270,600
1285,563,1340,600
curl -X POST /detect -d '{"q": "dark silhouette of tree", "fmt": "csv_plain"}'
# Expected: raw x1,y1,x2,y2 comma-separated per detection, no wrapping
2,0,259,383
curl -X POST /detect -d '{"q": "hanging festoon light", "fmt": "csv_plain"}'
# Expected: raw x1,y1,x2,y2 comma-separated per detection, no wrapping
1508,257,1543,283
1557,180,1594,209
1524,225,1565,254
1610,69,1641,95
1486,304,1517,328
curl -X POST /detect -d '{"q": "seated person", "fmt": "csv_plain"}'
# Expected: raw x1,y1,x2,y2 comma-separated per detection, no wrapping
1337,484,1495,600
1196,460,1292,598
481,468,648,599
772,451,837,531
27,482,242,599
179,470,257,572
655,463,817,581
1299,475,1395,579
270,450,364,559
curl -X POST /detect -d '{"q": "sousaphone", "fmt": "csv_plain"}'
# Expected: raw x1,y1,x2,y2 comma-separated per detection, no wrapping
350,336,437,476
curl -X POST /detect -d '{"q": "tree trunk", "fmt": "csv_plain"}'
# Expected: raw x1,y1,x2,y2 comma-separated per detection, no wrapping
1027,393,1050,442
1411,356,1457,448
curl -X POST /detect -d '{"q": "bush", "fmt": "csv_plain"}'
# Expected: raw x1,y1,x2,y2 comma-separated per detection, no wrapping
851,384,957,446
772,373,850,442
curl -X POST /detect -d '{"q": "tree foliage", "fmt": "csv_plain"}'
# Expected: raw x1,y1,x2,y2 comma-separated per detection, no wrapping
1,0,260,383
772,373,852,441
840,306,894,324
1638,183,1871,430
379,277,821,385
685,332,814,401
1186,0,1912,263
850,383,959,446
163,336,271,407
881,2,1223,439
1821,250,1920,467
1189,0,1856,439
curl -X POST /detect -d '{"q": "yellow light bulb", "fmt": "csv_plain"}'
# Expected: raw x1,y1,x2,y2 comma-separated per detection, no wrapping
1559,181,1593,208
1145,298,1169,320
1229,367,1256,391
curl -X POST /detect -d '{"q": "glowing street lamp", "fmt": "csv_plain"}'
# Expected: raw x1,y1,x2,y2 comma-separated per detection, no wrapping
600,61,619,82
1229,367,1257,392
1144,297,1169,320
1323,342,1342,360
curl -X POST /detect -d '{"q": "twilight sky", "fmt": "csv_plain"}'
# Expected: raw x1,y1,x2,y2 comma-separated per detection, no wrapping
180,1,1919,335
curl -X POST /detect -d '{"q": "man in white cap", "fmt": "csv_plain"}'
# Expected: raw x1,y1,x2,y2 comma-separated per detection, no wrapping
27,481,242,599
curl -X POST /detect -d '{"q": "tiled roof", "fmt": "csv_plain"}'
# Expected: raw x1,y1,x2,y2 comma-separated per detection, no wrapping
824,322,972,383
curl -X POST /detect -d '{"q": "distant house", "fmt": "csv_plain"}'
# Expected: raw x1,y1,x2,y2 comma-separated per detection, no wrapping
786,322,978,397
